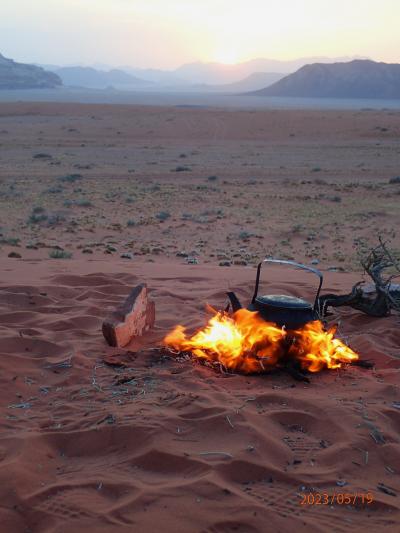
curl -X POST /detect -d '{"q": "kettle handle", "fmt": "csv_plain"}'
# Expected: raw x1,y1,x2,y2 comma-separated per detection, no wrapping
251,259,323,311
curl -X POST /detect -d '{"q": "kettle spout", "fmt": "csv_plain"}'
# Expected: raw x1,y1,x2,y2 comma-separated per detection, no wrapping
226,291,243,312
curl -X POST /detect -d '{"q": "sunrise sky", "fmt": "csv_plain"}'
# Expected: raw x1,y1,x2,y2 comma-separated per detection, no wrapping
2,0,400,68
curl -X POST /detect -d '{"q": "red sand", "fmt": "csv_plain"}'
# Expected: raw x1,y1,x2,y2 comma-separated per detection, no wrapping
1,258,399,532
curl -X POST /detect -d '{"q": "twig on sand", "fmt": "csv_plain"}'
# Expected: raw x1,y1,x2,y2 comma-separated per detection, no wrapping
44,356,73,369
356,447,369,465
92,362,103,392
199,451,233,459
226,415,235,428
237,397,256,413
377,483,397,497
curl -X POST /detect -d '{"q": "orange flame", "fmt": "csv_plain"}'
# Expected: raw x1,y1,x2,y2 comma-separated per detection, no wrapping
164,309,358,374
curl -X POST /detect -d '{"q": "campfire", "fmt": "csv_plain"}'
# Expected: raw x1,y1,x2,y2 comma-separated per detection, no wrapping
163,259,368,380
163,308,359,376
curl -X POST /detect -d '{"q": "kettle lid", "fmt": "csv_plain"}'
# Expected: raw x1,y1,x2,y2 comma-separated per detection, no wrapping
255,294,312,309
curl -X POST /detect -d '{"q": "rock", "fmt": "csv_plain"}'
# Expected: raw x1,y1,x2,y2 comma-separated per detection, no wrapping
120,252,133,259
186,257,198,264
389,176,400,184
233,259,247,266
102,284,155,347
328,266,345,272
176,251,188,257
82,248,93,254
219,261,231,267
311,259,320,265
8,251,21,258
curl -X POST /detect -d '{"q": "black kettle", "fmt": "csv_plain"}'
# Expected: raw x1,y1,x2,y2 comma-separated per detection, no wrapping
227,259,323,329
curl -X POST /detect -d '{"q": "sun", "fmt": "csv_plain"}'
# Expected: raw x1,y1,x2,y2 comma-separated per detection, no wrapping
214,48,239,65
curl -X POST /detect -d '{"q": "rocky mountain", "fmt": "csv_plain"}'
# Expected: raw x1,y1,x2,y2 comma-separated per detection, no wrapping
55,66,151,89
0,53,61,89
193,72,285,93
173,56,364,85
251,60,400,99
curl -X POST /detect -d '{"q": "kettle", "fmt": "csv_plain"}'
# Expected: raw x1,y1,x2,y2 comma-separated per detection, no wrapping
227,259,323,329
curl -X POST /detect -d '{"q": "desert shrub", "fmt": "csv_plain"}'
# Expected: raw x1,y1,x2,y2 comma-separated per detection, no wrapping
58,173,82,183
0,237,20,246
75,199,92,207
33,153,52,159
49,249,72,259
239,230,252,240
28,207,48,224
155,211,171,221
45,185,64,194
47,214,66,226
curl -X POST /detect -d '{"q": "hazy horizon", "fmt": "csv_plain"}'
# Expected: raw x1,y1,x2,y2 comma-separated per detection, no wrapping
2,0,400,70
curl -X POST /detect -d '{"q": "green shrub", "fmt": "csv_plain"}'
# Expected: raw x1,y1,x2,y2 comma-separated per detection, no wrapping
49,249,72,259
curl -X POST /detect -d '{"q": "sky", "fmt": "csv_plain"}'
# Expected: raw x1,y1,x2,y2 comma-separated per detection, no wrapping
1,0,400,69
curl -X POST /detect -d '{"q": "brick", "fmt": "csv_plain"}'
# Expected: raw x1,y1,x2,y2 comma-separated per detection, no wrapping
102,283,155,347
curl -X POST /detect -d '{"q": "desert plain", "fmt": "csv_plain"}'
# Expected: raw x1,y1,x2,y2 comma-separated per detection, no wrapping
0,102,399,532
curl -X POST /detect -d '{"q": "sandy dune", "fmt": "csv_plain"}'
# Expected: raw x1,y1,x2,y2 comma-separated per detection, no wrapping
0,258,399,532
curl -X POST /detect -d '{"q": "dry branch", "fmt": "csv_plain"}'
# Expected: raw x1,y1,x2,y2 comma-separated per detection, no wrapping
318,239,400,317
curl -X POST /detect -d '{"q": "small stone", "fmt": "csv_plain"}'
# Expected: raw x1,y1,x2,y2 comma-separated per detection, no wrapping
82,248,93,254
219,261,231,267
8,252,21,258
176,251,188,257
120,252,133,260
311,259,319,265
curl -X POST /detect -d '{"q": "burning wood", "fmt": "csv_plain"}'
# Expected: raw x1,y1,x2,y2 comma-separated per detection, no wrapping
163,308,359,375
102,283,155,347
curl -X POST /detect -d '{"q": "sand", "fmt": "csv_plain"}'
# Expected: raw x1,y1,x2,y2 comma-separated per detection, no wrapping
0,103,399,271
0,103,399,532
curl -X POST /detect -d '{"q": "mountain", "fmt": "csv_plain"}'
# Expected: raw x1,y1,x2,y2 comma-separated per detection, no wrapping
251,60,400,99
193,72,286,93
121,67,189,87
55,66,152,89
0,53,61,89
173,56,364,85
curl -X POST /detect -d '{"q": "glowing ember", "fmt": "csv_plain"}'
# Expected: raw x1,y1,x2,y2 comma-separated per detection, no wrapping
163,308,358,374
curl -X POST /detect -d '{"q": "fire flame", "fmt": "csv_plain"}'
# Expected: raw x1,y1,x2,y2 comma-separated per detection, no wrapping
163,308,358,374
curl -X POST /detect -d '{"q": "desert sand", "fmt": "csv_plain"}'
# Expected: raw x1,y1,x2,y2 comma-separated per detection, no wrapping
0,103,399,532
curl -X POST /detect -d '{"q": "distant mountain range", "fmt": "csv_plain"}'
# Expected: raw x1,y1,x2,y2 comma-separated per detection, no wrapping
54,66,152,89
171,56,364,85
251,60,400,99
0,53,61,89
3,54,399,100
41,55,363,91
